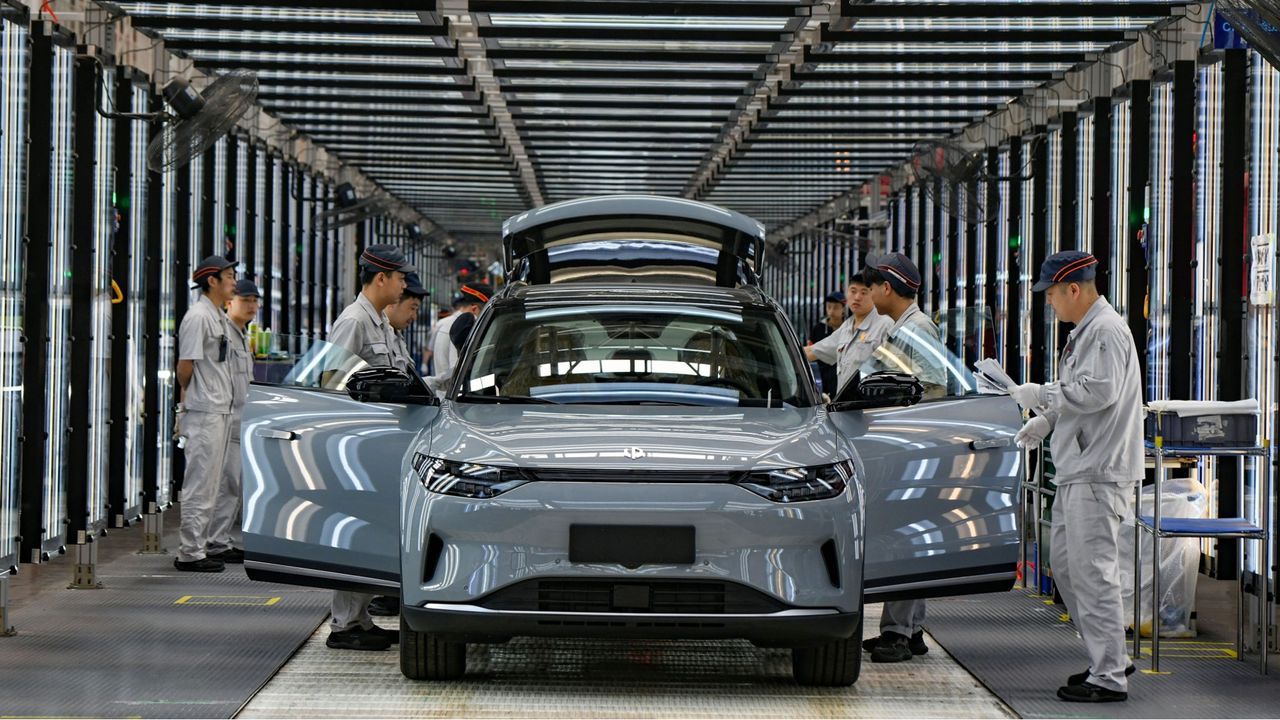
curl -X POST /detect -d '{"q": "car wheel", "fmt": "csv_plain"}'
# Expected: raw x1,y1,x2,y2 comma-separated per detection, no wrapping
400,625,466,680
791,613,863,687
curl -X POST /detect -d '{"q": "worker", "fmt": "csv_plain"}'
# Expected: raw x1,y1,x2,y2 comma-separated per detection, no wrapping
804,272,892,398
1010,250,1142,703
204,278,260,565
324,244,414,651
808,290,846,394
173,256,239,573
858,252,939,663
385,271,429,376
424,282,491,397
365,271,429,620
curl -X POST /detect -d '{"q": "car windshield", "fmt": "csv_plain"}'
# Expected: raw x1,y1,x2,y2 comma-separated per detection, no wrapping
458,300,813,407
250,334,369,392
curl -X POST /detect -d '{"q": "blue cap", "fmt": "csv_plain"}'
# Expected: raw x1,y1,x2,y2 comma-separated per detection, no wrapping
359,244,414,274
865,252,922,296
403,272,429,298
232,278,261,297
1032,250,1098,292
824,290,846,304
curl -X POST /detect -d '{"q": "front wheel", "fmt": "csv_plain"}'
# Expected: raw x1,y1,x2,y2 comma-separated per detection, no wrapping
791,613,863,687
401,625,466,680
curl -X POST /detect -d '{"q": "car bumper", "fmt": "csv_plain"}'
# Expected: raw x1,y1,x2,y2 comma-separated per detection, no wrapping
402,601,861,646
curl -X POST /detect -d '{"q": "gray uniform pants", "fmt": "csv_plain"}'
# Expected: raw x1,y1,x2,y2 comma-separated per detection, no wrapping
177,410,233,562
207,426,242,554
331,591,375,633
1051,482,1133,692
880,599,926,637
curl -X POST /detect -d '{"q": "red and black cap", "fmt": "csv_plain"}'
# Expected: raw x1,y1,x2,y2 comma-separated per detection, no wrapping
1032,251,1098,292
455,282,492,306
865,252,923,296
191,255,237,284
359,244,415,274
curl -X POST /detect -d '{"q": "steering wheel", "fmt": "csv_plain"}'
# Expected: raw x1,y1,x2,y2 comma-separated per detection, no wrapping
692,376,755,396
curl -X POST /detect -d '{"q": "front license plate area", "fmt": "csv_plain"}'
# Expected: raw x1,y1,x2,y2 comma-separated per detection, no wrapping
569,525,696,566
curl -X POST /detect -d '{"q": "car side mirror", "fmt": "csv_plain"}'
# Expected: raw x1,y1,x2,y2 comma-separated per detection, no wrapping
346,367,437,406
829,371,924,411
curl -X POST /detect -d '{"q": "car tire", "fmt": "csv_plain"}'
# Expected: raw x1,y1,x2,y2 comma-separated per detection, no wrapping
791,613,863,687
400,625,466,680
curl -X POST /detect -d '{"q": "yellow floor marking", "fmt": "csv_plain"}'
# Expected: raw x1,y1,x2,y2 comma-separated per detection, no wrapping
1059,613,1071,622
174,595,282,606
1140,669,1174,675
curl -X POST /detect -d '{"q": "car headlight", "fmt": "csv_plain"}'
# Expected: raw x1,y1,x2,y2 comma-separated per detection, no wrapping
412,454,529,499
737,460,853,503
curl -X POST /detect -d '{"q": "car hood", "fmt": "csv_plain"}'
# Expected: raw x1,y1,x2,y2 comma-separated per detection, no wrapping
428,403,841,472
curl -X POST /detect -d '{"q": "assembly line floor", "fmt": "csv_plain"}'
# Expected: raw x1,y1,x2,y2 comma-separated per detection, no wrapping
2,507,1277,719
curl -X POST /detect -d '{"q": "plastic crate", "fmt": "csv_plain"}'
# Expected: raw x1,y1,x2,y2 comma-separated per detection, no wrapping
1145,411,1257,448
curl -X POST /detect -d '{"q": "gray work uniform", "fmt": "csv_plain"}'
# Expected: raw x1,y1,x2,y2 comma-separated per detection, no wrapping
809,309,892,395
425,312,461,398
208,320,253,555
1035,298,1142,693
176,294,237,562
389,327,415,375
877,303,942,640
326,293,399,633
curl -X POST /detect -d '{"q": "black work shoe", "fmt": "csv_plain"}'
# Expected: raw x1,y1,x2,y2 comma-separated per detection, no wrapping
1057,681,1128,703
366,624,399,645
173,557,224,573
368,595,400,616
1067,664,1135,687
870,631,913,663
863,630,928,656
207,547,244,564
326,626,392,651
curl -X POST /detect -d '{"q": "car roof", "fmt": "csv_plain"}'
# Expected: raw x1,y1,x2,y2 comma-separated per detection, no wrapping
500,282,773,311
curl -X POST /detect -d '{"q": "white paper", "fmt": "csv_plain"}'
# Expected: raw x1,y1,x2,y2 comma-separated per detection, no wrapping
974,358,1017,392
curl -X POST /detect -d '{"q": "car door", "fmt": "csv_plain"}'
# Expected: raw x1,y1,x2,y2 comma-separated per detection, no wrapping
830,395,1023,602
240,340,439,594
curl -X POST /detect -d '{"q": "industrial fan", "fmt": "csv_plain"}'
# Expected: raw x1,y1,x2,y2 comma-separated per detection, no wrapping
312,182,392,233
908,139,990,225
146,69,258,172
1218,0,1280,69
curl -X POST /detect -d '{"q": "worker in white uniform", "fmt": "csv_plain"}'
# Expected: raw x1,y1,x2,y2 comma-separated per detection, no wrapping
858,252,940,663
324,244,413,651
366,271,429,619
805,272,893,397
1009,250,1142,703
205,279,260,565
173,256,239,573
424,282,491,398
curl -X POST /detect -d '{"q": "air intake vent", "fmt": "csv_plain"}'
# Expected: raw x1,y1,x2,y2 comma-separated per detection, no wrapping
820,539,841,589
477,579,788,614
422,533,444,583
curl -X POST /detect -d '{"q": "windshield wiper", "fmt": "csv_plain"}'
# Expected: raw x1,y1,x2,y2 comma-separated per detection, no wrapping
456,393,559,405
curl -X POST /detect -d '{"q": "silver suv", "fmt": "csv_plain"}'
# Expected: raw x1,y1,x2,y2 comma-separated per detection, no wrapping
242,196,1023,687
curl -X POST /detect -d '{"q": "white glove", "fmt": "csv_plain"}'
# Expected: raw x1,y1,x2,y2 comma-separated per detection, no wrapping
1015,415,1051,449
1009,382,1043,412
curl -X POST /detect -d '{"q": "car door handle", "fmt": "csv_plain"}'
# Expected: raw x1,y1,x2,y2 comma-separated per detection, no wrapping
970,437,1010,450
256,429,299,442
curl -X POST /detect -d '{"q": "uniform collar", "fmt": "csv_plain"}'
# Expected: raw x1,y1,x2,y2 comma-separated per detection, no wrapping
1070,297,1109,336
355,293,388,330
852,307,881,332
196,293,226,319
890,302,923,333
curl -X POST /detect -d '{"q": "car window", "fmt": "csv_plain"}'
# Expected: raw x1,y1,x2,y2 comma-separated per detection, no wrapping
460,302,814,407
857,311,981,400
250,334,368,391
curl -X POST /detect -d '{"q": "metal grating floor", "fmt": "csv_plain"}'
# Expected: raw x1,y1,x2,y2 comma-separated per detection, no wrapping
239,604,1015,719
925,588,1280,719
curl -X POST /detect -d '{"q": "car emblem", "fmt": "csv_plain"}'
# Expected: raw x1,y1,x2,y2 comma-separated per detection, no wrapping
622,447,647,459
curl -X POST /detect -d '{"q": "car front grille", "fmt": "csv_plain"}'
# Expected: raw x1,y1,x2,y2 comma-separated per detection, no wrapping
477,579,788,615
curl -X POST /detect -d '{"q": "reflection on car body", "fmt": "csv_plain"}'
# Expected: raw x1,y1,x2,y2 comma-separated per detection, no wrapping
241,195,1023,687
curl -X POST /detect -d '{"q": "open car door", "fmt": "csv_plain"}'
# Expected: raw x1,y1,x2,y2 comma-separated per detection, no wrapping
828,323,1024,602
501,195,765,287
241,339,439,595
